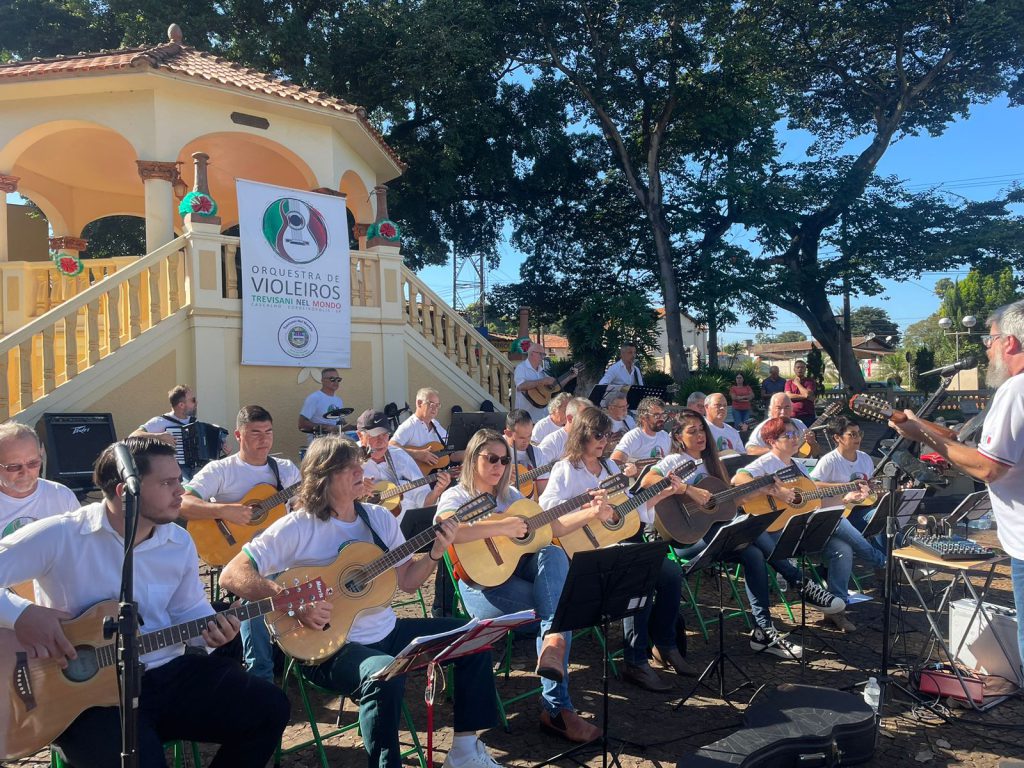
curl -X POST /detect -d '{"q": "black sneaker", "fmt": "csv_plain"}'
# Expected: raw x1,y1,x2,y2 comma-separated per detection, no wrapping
750,625,803,659
800,581,845,615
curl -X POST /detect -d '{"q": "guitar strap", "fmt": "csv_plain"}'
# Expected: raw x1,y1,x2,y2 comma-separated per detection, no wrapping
354,501,390,552
266,456,283,492
429,420,448,448
526,444,537,467
383,450,401,484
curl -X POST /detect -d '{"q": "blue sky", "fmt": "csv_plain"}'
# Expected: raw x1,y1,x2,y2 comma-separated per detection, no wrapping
417,97,1023,341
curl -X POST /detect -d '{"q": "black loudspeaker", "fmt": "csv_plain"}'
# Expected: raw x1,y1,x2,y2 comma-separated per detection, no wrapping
37,413,117,493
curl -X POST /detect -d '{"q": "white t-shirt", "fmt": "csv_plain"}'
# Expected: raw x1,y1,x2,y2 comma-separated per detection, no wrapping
531,416,562,445
978,372,1024,559
810,450,874,484
540,457,653,524
140,413,192,433
538,428,570,464
392,416,448,448
0,479,80,539
746,418,806,450
736,451,809,480
610,415,637,434
300,390,345,426
362,447,431,519
514,360,551,423
244,505,407,645
708,421,746,455
436,484,524,521
0,503,212,669
598,360,644,387
186,454,302,503
612,427,671,461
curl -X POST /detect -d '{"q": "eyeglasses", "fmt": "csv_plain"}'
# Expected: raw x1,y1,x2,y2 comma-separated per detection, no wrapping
592,431,610,441
424,401,441,408
981,334,1005,348
647,412,666,419
325,377,342,383
841,431,863,438
479,453,511,465
778,431,800,439
0,458,43,473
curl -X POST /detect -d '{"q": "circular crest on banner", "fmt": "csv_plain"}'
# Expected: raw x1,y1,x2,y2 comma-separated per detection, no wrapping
277,316,319,359
262,198,330,264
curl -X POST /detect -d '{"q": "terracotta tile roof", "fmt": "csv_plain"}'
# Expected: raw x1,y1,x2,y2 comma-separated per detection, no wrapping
749,336,893,356
488,332,571,350
0,42,405,169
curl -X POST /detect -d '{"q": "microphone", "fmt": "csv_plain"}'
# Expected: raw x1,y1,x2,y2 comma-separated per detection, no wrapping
919,356,977,377
113,442,141,496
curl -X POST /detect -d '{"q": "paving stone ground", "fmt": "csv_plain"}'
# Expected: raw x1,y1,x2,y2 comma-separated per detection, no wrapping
8,523,1022,768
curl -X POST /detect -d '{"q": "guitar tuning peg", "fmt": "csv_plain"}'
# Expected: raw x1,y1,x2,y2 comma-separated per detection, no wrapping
293,578,300,586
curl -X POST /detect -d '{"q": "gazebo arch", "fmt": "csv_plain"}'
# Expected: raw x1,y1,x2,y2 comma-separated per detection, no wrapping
339,169,374,226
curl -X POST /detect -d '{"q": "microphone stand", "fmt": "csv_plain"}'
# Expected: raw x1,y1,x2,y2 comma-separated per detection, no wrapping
104,483,143,768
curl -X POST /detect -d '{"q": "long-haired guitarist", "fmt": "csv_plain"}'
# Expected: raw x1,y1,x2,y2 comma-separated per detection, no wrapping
181,405,301,683
220,436,503,768
437,428,610,745
539,408,690,692
0,436,289,767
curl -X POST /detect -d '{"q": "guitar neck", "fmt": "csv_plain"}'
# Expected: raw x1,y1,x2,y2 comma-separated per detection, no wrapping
254,482,301,513
703,473,779,507
529,488,605,532
377,473,437,501
517,461,557,483
800,480,863,503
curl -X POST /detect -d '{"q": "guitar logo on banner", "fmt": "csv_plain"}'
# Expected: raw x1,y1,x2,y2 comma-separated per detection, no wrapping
237,180,351,367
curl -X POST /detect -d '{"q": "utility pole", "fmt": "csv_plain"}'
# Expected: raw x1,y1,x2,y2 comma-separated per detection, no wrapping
451,244,485,327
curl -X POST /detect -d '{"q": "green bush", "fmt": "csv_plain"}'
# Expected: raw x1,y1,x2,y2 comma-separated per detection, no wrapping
641,369,675,389
674,370,734,406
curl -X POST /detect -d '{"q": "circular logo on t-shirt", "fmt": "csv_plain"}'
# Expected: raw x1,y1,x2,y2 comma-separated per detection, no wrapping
2,516,35,539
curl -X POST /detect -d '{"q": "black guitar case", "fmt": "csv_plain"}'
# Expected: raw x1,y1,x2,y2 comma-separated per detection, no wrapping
681,684,877,767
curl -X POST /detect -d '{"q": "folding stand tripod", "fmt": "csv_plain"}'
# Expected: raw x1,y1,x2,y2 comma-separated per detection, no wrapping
675,512,779,711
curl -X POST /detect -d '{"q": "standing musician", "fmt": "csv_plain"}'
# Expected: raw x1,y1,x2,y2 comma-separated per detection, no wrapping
652,412,810,659
514,345,556,424
0,422,79,540
221,436,504,768
358,409,450,522
808,417,887,632
537,397,593,464
888,299,1024,673
745,393,818,457
391,388,465,468
504,409,548,497
0,437,290,767
298,367,345,440
703,393,746,455
609,396,670,465
181,405,301,682
532,392,572,445
598,343,644,388
437,429,609,744
539,409,690,692
785,360,817,428
130,384,198,479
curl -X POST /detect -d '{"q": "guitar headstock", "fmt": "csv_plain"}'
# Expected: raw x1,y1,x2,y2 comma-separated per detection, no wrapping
849,394,894,422
821,400,844,420
273,578,327,609
669,459,698,479
456,493,498,524
600,473,631,495
774,465,805,484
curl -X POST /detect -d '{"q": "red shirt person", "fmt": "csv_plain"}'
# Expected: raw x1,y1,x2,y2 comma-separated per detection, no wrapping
784,360,817,428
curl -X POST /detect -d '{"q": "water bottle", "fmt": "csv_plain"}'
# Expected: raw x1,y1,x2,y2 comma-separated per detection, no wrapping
967,513,993,531
863,677,881,713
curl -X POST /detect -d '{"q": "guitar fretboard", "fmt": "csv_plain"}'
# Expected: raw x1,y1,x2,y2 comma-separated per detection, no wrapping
255,482,301,513
798,480,866,503
613,460,697,515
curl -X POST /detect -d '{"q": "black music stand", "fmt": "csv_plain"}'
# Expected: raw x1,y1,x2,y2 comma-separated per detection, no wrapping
675,512,780,711
625,386,668,410
532,542,668,768
768,507,845,671
447,411,506,451
587,384,611,407
860,489,926,541
943,490,992,537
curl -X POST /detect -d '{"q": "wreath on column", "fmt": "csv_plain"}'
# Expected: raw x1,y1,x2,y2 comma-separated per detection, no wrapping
51,249,84,277
178,191,218,217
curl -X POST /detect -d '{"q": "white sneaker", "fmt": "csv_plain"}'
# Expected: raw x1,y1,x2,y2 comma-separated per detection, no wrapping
442,740,504,768
800,581,845,615
750,625,803,659
775,574,790,593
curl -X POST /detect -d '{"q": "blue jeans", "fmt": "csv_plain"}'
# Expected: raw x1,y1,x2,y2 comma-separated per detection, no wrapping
1012,557,1024,685
241,611,274,682
459,545,572,715
622,556,683,665
823,517,887,601
732,409,750,429
848,505,886,555
304,618,498,768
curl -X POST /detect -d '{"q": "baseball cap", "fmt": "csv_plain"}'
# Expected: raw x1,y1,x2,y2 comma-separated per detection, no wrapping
356,409,390,436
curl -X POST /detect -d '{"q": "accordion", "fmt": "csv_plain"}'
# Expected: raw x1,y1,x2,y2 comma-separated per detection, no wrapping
181,422,228,469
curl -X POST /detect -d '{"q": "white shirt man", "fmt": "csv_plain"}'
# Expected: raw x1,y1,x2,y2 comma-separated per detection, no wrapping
532,393,572,444
298,367,345,443
514,345,556,423
391,388,464,471
610,397,670,462
704,393,747,455
131,384,199,467
599,344,644,388
537,397,592,464
0,424,79,539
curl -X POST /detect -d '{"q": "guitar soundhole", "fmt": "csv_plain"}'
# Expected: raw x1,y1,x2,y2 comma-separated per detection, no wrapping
604,514,624,531
249,508,268,526
341,566,369,597
62,647,100,683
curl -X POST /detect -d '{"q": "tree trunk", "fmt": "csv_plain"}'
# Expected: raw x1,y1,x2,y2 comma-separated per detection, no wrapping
785,293,866,390
707,304,720,370
650,216,690,383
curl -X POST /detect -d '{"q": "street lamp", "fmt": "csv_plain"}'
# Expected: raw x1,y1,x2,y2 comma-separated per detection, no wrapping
937,315,977,386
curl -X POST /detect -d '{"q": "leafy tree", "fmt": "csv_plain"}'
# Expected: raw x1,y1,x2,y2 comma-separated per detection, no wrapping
80,216,146,259
806,347,826,390
756,331,807,344
849,307,900,345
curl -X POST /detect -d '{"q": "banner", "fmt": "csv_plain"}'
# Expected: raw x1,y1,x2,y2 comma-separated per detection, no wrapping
237,180,351,367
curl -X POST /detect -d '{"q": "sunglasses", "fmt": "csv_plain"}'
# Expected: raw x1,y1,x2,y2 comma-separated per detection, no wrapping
0,458,43,472
325,377,343,383
480,453,511,465
592,431,611,441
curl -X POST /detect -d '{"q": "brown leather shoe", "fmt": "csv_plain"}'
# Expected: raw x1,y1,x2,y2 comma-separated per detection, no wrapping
535,633,566,682
652,646,698,677
621,662,673,692
539,709,600,743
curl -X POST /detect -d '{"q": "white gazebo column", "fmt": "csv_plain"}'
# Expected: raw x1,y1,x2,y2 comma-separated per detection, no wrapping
136,160,179,255
0,173,19,262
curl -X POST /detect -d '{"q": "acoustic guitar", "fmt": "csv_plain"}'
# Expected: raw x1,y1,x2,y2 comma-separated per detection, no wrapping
559,460,696,557
848,394,959,440
452,474,629,588
269,494,495,663
797,401,844,458
405,441,460,476
652,465,804,545
0,579,324,760
363,467,457,513
188,481,301,566
741,475,878,533
510,460,557,498
524,363,584,408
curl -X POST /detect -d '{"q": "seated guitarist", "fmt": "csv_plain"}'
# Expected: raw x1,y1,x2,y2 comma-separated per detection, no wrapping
391,387,465,469
0,437,289,767
221,436,503,768
745,393,818,457
504,409,548,497
437,429,610,745
181,405,301,682
531,392,571,445
609,397,670,473
514,344,556,424
539,409,691,692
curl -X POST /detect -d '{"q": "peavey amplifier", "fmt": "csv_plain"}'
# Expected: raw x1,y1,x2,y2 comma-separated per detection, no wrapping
37,413,117,493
